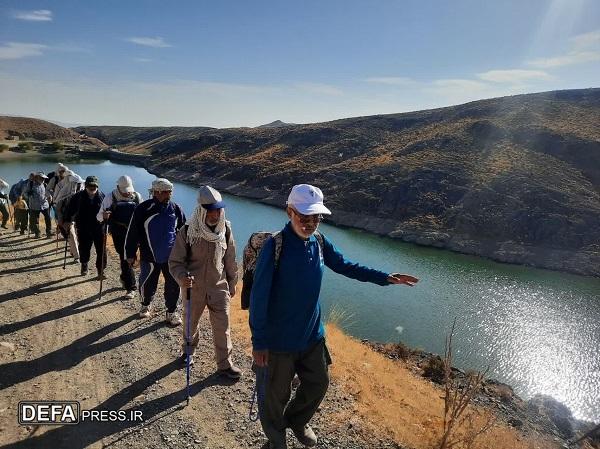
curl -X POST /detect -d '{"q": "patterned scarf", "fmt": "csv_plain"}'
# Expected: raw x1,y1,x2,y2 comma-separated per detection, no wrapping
187,205,227,273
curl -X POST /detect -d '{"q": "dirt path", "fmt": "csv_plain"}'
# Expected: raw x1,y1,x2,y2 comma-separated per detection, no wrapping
0,228,390,449
1,226,581,449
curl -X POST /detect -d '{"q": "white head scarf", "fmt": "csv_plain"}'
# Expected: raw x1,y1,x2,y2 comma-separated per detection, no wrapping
187,193,227,273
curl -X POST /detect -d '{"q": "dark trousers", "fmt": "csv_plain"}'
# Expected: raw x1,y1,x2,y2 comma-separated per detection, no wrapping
139,260,179,313
29,209,52,236
111,231,136,291
14,209,28,232
254,339,332,445
77,229,107,271
0,203,8,226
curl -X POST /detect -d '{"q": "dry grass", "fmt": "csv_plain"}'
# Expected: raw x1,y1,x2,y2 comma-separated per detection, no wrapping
228,295,558,449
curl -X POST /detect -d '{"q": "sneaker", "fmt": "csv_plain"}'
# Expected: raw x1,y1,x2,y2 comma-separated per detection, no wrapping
291,424,317,447
165,312,182,326
81,263,89,276
139,305,151,318
1,224,8,229
125,290,136,299
179,353,195,366
217,365,242,379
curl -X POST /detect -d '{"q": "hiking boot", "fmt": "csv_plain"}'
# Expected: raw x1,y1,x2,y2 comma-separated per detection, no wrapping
81,263,89,276
179,353,195,366
125,290,136,299
96,271,107,280
139,305,151,318
165,312,182,326
218,365,242,379
291,424,317,447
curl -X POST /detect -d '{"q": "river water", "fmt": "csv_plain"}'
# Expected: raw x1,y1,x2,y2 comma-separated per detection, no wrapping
1,157,599,422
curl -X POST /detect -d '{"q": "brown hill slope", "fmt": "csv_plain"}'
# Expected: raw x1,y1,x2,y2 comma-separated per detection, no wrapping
0,116,80,141
76,89,600,276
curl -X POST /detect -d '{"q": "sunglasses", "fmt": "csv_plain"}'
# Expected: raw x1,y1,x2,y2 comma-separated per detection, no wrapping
292,210,324,224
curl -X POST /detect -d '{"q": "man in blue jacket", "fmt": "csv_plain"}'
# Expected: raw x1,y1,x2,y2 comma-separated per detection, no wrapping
125,178,186,325
250,184,419,449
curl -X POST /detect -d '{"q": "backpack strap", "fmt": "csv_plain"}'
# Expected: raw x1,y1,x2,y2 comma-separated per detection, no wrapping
314,231,324,262
272,232,283,268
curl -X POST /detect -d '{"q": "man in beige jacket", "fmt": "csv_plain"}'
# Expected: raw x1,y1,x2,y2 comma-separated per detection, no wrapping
168,185,242,379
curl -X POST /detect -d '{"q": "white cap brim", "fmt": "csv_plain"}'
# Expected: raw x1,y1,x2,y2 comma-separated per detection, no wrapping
292,202,332,215
120,185,134,193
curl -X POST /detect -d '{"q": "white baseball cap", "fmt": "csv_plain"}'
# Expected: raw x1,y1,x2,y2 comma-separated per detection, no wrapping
286,184,331,215
117,175,134,193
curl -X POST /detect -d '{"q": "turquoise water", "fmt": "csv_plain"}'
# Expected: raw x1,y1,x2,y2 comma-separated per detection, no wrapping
1,156,599,422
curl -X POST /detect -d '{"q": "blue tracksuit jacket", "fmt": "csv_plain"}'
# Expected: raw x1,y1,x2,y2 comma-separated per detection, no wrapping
249,222,390,352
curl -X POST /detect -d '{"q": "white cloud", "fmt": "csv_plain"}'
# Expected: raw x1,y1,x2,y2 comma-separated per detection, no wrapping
528,51,600,68
134,58,153,63
0,42,47,60
477,69,554,83
293,82,343,96
126,37,171,48
528,28,600,68
571,29,600,49
13,9,52,21
364,76,416,86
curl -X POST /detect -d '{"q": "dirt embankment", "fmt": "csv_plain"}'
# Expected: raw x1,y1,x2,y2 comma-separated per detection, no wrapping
0,223,593,449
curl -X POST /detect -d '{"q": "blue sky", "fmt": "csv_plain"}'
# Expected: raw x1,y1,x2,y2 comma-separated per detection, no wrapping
0,0,598,127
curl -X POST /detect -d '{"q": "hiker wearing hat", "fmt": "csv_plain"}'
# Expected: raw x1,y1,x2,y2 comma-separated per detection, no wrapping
249,184,419,449
168,185,242,379
53,170,84,262
63,176,106,277
125,178,186,324
26,172,53,239
97,175,143,299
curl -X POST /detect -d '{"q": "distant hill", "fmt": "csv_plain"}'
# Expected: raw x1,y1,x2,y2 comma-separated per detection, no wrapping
41,89,600,275
0,116,80,141
0,116,107,148
256,120,296,128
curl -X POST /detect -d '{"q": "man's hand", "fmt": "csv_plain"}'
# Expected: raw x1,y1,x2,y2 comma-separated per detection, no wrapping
388,273,419,286
253,350,269,367
103,211,112,220
182,275,194,289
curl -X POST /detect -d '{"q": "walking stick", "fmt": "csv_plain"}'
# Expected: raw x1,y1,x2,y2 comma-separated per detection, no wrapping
62,230,68,269
185,271,192,405
98,223,109,300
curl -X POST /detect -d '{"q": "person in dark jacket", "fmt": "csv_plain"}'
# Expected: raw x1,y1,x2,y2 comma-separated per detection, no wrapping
125,178,186,323
64,176,106,277
0,178,9,230
97,175,143,299
249,184,419,449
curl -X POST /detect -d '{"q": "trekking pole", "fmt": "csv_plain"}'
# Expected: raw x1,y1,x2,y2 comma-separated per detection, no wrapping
63,232,68,269
98,223,109,300
185,271,192,405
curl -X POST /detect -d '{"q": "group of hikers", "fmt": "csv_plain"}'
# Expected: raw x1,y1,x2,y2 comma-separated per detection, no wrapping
1,166,419,449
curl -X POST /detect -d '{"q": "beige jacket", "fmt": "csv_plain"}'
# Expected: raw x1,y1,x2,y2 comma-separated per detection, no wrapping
168,222,238,300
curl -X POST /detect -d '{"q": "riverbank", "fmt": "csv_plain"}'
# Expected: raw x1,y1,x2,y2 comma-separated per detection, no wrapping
1,223,597,448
